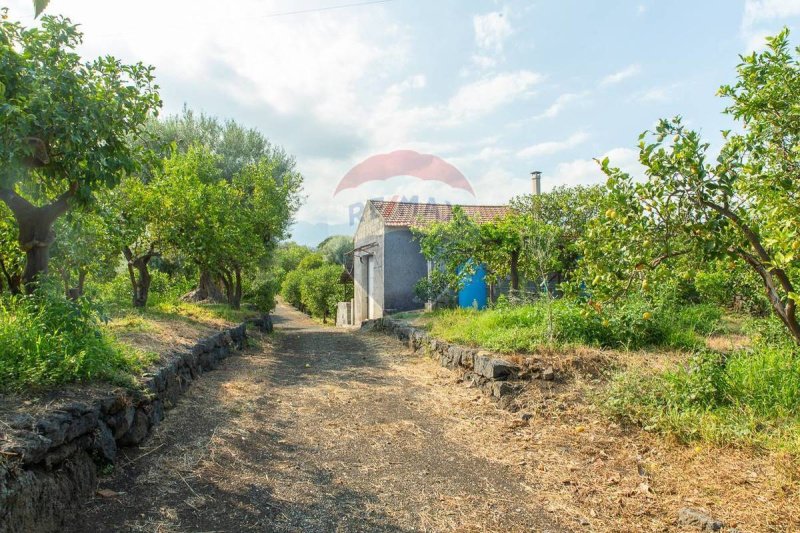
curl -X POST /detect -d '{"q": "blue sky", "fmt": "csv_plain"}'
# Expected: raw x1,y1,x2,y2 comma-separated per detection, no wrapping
5,0,800,245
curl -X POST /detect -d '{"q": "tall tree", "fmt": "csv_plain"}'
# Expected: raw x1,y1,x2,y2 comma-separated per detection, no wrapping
0,13,160,290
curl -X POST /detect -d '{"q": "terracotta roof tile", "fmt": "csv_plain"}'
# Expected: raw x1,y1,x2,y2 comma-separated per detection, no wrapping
370,200,510,227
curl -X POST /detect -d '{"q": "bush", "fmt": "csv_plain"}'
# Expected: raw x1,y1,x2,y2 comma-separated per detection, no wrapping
604,344,800,451
249,274,281,312
281,269,305,308
0,291,154,391
299,264,344,322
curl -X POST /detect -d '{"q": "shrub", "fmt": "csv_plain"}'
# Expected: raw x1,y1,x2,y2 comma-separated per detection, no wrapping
604,344,800,450
281,269,305,308
0,291,153,391
299,264,344,322
249,274,281,312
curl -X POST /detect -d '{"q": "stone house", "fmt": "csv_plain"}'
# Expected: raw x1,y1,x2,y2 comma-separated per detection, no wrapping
350,200,510,324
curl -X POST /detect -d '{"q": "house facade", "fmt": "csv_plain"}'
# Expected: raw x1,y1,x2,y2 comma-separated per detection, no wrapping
352,200,510,324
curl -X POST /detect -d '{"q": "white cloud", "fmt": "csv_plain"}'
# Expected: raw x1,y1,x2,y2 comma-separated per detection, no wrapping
741,0,800,50
472,8,513,69
517,132,590,159
474,10,513,53
447,71,542,122
633,83,682,104
743,0,800,28
548,147,644,188
534,92,585,119
601,64,641,86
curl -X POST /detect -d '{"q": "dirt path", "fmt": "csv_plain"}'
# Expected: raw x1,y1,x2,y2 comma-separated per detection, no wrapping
70,304,562,532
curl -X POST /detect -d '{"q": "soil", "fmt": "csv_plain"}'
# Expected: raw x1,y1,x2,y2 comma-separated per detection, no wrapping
67,304,564,532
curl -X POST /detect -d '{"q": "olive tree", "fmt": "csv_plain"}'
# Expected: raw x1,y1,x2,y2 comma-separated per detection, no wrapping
0,13,160,290
151,109,298,301
581,30,800,344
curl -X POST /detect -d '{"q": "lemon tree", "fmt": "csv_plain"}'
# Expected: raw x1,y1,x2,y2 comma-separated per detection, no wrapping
580,30,800,344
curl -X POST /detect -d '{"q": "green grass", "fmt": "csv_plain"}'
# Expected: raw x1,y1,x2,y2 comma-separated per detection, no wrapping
0,280,258,392
149,301,259,324
424,299,722,353
604,342,800,452
0,293,158,392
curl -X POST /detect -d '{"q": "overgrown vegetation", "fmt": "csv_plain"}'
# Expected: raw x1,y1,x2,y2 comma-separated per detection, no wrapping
425,299,721,352
0,287,157,391
605,336,800,452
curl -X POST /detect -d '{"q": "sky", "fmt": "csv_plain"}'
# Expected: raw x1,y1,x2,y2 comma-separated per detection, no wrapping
4,0,800,245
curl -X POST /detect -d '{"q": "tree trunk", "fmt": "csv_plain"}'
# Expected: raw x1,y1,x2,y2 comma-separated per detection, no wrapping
197,269,227,302
66,269,87,300
232,268,242,310
0,257,21,295
123,246,155,308
0,185,75,292
510,249,520,292
220,269,242,310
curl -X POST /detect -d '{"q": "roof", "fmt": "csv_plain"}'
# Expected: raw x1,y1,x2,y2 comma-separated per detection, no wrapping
370,200,511,227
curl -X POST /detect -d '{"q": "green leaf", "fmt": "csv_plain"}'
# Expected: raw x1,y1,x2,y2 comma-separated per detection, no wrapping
789,292,800,303
33,0,50,18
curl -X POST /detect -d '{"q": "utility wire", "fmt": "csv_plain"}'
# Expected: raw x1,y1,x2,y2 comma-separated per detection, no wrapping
258,0,398,19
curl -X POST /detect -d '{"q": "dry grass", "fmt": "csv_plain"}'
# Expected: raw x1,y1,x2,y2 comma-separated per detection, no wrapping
398,349,800,532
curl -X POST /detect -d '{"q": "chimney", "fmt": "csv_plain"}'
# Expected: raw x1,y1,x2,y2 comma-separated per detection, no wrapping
530,171,542,195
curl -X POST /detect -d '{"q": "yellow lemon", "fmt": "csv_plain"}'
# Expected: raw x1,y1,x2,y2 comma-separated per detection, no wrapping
643,312,653,321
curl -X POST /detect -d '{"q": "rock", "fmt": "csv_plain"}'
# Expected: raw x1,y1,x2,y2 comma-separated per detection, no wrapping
118,409,150,446
147,400,165,427
678,508,724,531
101,394,127,415
473,354,519,380
460,349,475,368
35,412,72,448
1,431,52,464
0,449,97,533
64,411,99,442
7,414,35,430
44,435,91,469
91,421,117,464
106,406,135,440
491,381,515,398
542,366,555,381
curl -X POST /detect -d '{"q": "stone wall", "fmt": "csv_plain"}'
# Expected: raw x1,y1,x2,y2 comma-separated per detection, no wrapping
0,315,273,533
362,317,525,407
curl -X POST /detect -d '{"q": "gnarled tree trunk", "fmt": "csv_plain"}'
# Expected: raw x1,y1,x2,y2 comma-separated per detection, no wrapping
0,185,75,292
219,267,243,310
123,246,157,308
